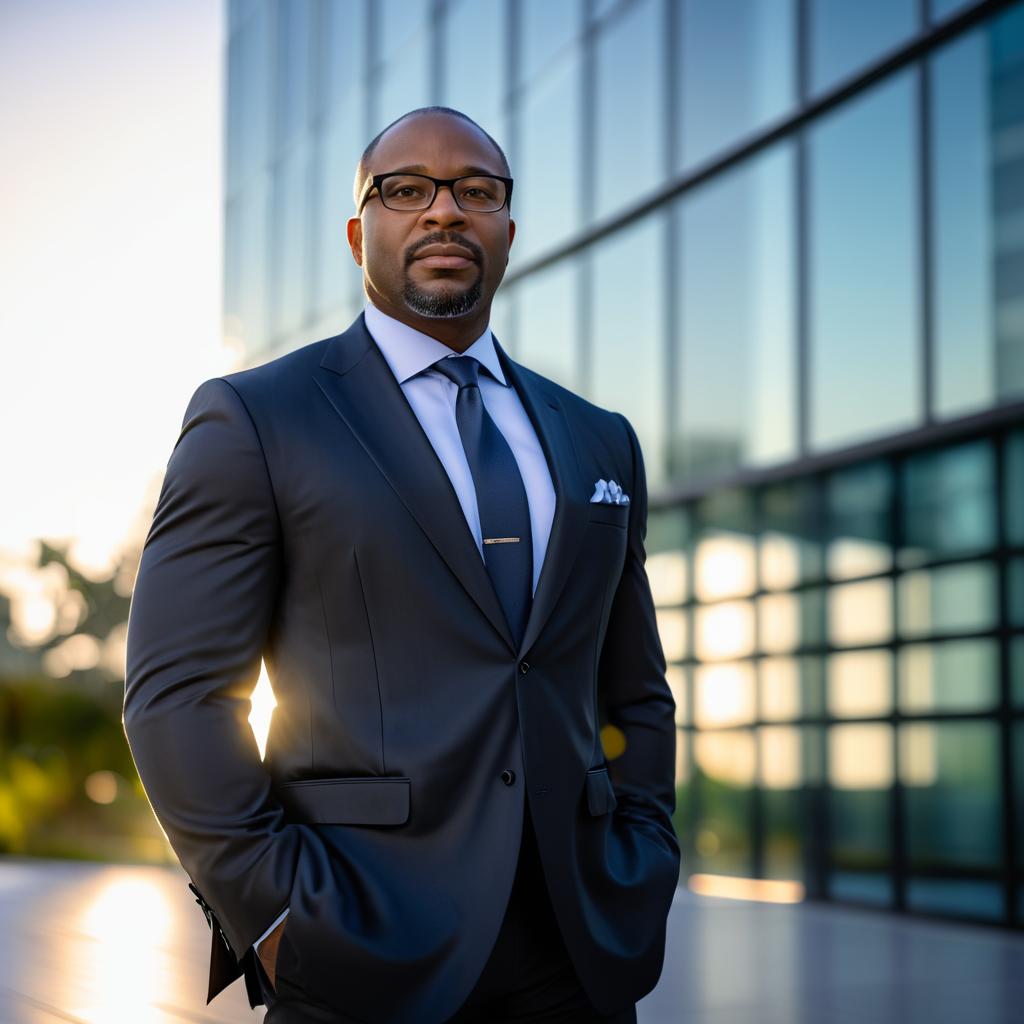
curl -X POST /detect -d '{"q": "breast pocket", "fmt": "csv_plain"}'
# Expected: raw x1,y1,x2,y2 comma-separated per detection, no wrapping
586,502,630,528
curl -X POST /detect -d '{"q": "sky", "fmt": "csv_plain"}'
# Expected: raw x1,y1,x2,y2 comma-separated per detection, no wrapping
0,0,235,584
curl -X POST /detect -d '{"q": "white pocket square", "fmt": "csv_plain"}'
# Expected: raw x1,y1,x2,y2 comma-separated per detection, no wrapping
590,478,630,505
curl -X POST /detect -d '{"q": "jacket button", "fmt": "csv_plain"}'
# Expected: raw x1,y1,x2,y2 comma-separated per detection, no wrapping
519,661,530,674
500,769,516,786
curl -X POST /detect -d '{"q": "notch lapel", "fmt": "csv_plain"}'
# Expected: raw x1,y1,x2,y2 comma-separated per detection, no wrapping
315,314,516,653
493,339,591,657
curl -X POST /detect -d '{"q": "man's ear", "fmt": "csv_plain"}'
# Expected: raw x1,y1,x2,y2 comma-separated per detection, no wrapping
507,219,515,248
347,217,363,267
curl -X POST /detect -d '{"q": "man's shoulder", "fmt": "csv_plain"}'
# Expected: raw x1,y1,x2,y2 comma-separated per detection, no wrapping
218,332,338,403
511,359,630,440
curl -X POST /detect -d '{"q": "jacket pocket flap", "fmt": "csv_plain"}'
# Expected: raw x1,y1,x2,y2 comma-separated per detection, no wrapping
278,776,411,825
585,767,617,816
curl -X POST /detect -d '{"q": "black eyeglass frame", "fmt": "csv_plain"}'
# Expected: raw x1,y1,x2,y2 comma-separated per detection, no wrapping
357,172,514,214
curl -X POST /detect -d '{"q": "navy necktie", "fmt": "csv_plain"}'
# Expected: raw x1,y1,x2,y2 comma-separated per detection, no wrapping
432,355,533,646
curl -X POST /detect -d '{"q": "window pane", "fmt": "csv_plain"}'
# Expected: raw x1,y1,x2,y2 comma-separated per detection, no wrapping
898,561,999,637
825,461,894,579
515,258,579,389
898,639,999,712
1006,429,1024,546
694,730,755,876
810,0,918,96
314,95,364,321
227,177,270,352
512,51,581,266
1009,558,1024,627
647,507,691,607
900,721,1002,869
905,879,1004,920
519,0,581,85
674,145,797,483
693,490,756,600
930,0,982,20
590,216,667,489
931,6,1024,414
809,72,920,450
270,146,311,340
1013,635,1024,707
899,441,997,567
829,579,893,648
376,12,431,130
828,649,893,718
594,0,663,220
759,725,807,882
442,0,505,129
694,662,756,727
828,724,894,898
760,479,824,591
274,0,313,152
679,0,796,171
695,603,755,663
760,656,823,721
321,0,366,112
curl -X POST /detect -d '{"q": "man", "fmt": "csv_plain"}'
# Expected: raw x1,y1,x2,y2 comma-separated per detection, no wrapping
123,106,680,1023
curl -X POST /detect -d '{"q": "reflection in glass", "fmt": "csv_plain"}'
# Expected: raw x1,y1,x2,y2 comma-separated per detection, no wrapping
931,4,1024,413
656,609,688,661
830,723,893,790
694,662,756,728
695,530,757,602
809,71,920,450
648,551,688,607
591,216,667,488
226,177,270,353
695,601,756,662
759,725,804,882
320,0,366,114
809,0,917,96
679,0,795,170
275,0,312,153
442,0,505,130
1013,636,1024,707
376,27,431,130
828,578,893,647
675,145,796,482
900,722,1001,869
694,730,755,876
227,1,272,193
898,561,998,637
760,480,823,590
906,879,1004,919
594,0,663,220
825,461,894,579
827,649,892,718
899,441,996,568
513,53,581,265
930,0,981,20
515,258,579,389
898,639,999,712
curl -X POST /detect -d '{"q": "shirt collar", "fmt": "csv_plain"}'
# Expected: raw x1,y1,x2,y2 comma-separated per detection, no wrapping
363,299,508,387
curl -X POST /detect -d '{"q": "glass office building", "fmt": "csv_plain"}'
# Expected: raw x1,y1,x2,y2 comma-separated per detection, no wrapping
224,0,1024,928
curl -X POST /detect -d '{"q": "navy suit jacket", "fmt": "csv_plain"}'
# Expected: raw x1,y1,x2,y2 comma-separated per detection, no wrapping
123,311,680,1022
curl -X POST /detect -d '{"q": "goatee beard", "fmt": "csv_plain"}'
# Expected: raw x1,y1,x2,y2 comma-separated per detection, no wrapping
403,274,483,318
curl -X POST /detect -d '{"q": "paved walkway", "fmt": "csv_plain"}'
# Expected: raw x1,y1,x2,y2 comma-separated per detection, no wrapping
0,858,1021,1023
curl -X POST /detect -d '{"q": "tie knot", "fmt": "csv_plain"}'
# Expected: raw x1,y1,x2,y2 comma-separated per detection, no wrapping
433,354,481,390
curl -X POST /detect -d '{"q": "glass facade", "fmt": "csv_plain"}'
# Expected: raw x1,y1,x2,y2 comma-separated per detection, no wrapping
225,0,1024,929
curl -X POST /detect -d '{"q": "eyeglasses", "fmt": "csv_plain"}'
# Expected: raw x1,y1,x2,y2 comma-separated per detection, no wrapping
357,172,514,214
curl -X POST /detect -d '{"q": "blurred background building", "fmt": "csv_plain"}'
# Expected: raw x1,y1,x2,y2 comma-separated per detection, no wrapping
223,0,1024,931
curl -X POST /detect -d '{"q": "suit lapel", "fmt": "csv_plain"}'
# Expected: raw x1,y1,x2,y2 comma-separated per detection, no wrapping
493,339,590,657
315,313,515,652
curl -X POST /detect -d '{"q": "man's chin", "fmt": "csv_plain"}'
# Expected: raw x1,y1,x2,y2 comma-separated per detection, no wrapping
402,280,483,319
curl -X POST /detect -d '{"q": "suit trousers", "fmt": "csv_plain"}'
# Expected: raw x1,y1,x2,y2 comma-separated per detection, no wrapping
258,806,638,1023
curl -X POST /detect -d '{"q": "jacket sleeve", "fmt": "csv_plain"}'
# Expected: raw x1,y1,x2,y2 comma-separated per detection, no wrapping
596,412,679,844
123,377,300,965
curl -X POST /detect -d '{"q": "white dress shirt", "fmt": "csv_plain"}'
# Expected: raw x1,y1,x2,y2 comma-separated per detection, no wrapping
253,298,556,957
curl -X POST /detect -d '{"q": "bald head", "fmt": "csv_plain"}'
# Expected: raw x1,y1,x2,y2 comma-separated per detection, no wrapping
352,106,511,211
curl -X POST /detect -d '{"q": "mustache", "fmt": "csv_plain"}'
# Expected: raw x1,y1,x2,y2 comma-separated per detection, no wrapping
405,232,483,265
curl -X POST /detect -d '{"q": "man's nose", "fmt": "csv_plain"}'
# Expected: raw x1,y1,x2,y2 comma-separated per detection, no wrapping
419,184,466,226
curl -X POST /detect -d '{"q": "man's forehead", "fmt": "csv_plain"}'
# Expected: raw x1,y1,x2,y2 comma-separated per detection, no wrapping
369,117,503,175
